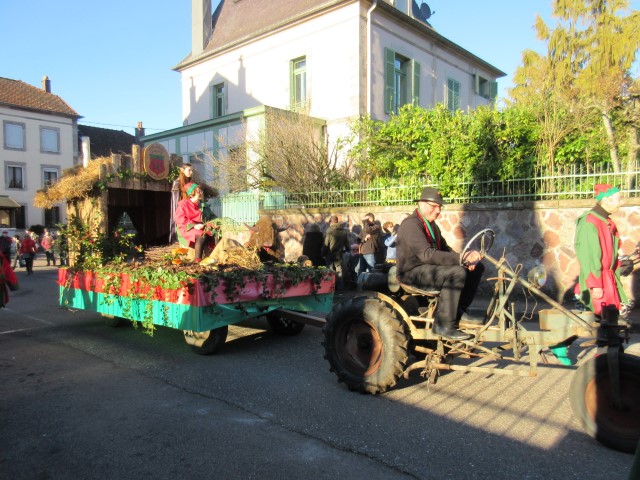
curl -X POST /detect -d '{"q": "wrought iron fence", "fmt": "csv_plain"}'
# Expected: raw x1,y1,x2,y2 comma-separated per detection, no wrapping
265,166,640,209
211,167,639,222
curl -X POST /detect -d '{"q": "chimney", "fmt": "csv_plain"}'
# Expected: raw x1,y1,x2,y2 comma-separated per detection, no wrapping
135,121,145,143
192,0,212,57
42,75,51,93
81,136,91,168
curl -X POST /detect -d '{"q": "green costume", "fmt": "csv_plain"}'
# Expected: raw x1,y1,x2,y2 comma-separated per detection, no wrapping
574,204,627,315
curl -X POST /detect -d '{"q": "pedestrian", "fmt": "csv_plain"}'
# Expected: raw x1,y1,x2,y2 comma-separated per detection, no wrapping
11,235,20,269
302,223,324,267
396,187,485,340
0,251,19,307
0,230,12,264
382,221,398,263
574,184,633,317
359,213,381,273
57,233,69,266
19,232,37,275
346,239,362,289
323,216,350,291
41,228,56,266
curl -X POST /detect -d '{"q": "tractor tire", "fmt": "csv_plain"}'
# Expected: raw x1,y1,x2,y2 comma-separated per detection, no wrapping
183,326,228,355
323,296,409,394
570,352,640,453
266,311,305,336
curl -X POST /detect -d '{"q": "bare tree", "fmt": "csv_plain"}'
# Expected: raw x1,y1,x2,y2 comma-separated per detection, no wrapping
214,107,352,197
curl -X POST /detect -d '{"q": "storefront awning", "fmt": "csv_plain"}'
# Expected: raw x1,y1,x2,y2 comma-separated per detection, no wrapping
0,196,21,209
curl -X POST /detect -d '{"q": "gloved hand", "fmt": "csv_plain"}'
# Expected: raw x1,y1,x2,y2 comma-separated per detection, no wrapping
619,258,634,277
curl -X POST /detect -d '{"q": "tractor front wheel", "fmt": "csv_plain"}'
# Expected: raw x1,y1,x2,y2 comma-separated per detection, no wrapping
323,296,409,394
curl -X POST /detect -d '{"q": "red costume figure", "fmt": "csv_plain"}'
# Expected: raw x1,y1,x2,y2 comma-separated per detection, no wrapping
574,184,628,315
0,252,18,307
174,183,215,262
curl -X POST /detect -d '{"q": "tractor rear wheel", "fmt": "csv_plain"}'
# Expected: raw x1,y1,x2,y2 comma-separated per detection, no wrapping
323,296,409,394
570,352,640,453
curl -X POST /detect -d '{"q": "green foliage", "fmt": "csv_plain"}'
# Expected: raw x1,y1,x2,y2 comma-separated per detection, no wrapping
349,104,548,197
59,215,142,271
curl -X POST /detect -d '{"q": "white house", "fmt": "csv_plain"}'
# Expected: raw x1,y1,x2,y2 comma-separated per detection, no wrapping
0,76,80,229
142,0,505,190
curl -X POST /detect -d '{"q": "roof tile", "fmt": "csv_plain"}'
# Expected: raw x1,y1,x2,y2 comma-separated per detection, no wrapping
0,77,80,118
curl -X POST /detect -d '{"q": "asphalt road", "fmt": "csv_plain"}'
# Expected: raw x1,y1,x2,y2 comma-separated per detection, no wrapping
0,258,637,479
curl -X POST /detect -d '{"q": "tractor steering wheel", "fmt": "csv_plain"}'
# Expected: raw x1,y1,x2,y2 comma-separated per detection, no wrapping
460,229,495,267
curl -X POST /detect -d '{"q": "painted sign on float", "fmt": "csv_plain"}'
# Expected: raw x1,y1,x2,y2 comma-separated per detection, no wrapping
143,143,169,180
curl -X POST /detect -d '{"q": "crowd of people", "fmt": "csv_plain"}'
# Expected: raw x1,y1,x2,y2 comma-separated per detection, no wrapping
0,227,68,277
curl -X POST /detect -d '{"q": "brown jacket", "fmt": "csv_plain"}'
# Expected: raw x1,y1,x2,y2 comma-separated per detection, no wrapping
396,210,459,279
359,220,381,255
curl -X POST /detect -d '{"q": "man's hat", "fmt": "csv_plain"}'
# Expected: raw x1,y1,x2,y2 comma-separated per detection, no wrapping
415,187,445,205
594,184,619,202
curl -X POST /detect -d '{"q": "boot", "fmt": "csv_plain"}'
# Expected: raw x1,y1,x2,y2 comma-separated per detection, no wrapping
458,311,484,327
432,320,473,341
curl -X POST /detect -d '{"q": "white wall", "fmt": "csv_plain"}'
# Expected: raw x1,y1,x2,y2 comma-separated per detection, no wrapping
371,12,498,119
180,4,362,137
0,106,75,229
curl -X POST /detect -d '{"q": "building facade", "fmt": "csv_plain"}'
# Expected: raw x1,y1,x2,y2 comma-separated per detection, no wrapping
0,76,80,229
142,0,505,192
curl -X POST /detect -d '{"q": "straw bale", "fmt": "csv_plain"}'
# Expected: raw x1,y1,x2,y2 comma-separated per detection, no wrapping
34,157,114,209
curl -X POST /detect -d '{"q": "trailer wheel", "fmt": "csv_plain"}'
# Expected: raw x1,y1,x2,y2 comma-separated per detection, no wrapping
183,326,228,355
266,311,305,336
570,352,640,453
323,296,409,394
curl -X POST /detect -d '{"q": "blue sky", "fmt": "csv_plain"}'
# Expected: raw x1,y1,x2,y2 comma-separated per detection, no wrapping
2,1,637,136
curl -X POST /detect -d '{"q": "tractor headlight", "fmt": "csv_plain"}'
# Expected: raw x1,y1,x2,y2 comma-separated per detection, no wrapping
527,265,547,287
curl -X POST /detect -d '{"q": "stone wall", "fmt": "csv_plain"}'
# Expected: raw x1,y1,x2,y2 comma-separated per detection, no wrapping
259,198,640,304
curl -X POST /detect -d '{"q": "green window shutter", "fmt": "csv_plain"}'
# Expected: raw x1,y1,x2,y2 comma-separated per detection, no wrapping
489,81,498,100
411,60,420,105
289,61,295,106
384,48,395,114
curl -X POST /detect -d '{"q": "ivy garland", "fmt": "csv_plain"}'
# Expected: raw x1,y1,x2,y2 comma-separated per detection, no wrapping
63,259,333,337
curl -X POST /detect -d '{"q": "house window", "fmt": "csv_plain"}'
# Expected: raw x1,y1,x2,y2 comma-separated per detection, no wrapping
44,207,60,228
43,167,60,187
3,122,25,150
474,75,498,100
40,127,60,153
6,164,25,189
384,49,420,114
290,56,307,109
14,205,26,229
446,78,460,112
212,83,226,118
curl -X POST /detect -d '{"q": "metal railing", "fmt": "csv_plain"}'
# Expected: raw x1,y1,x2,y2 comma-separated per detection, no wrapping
210,167,639,221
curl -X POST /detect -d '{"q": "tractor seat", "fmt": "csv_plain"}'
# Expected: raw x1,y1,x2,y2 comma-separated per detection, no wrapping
398,283,440,298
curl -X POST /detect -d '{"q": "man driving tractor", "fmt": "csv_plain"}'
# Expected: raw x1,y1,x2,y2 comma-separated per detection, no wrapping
395,187,485,340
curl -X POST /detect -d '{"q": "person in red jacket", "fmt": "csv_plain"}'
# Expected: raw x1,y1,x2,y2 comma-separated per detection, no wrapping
174,183,215,263
19,233,37,275
0,251,18,307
